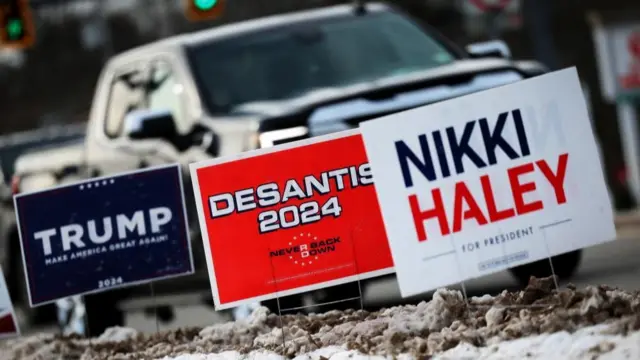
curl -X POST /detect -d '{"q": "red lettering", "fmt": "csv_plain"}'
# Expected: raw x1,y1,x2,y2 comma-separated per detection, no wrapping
452,181,488,233
408,190,449,242
536,153,569,204
409,155,568,243
480,174,516,222
508,163,543,215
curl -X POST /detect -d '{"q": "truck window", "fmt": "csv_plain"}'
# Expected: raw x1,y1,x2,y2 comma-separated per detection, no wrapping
146,61,189,133
186,10,457,115
104,68,148,138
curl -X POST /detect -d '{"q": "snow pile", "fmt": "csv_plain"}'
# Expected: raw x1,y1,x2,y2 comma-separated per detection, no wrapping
437,323,640,359
2,277,640,360
94,326,139,343
157,322,640,360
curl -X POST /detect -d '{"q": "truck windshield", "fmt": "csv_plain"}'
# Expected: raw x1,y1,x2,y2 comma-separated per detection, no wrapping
186,11,458,115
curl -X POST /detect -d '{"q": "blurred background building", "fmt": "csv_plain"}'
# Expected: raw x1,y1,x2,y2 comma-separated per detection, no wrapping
0,0,638,205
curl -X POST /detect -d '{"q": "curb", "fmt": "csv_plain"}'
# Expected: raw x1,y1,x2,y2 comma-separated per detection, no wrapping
615,209,640,227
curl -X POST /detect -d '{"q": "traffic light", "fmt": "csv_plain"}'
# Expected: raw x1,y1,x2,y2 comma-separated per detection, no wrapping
0,0,35,49
184,0,225,22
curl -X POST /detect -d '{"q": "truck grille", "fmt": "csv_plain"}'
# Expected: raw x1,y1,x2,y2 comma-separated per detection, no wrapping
272,134,310,146
259,126,310,148
341,103,434,127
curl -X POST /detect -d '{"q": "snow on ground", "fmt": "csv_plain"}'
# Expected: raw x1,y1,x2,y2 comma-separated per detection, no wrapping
2,277,640,360
174,327,640,360
435,323,640,359
158,323,640,360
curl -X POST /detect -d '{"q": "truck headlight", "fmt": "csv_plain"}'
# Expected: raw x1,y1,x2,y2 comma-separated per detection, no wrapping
258,126,309,148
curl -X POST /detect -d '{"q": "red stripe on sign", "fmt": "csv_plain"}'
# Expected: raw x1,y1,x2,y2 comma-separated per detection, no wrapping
628,32,640,59
0,314,17,335
469,0,512,12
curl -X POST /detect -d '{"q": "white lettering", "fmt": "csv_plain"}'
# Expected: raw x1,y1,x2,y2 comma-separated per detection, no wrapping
34,208,174,255
209,193,234,218
328,168,349,190
60,224,85,251
149,207,172,233
117,211,146,239
282,180,306,202
34,228,56,256
235,189,256,212
88,218,113,244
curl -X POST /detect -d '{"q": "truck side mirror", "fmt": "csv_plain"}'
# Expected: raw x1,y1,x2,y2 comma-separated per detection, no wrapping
123,109,177,142
465,40,512,59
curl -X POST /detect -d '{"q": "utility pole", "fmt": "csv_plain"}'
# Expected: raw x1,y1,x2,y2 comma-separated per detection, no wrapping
522,0,559,70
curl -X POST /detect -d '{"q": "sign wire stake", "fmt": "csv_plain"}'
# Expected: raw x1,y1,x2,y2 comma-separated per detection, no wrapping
149,282,160,334
542,229,560,291
265,226,368,355
349,225,365,311
355,276,365,312
459,280,469,304
275,296,287,355
81,296,90,338
266,241,288,355
450,233,470,320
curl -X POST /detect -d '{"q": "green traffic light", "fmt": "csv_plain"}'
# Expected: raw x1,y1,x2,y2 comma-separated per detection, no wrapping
194,0,218,11
6,18,24,40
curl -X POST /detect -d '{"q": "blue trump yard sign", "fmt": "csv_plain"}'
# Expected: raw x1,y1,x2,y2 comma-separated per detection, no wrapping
14,164,194,306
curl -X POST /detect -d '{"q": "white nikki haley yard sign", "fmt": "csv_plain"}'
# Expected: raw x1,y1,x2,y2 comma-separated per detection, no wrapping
359,67,616,297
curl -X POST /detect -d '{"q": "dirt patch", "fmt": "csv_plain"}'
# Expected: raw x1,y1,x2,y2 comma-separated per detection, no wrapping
2,276,640,360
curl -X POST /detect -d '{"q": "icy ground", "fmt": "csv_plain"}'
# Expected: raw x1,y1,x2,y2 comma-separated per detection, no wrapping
2,277,640,360
159,323,640,360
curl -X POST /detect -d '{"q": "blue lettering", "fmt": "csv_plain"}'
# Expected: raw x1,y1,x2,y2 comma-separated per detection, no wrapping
394,108,530,187
446,121,487,175
395,134,436,188
432,130,450,179
479,112,520,165
512,109,531,156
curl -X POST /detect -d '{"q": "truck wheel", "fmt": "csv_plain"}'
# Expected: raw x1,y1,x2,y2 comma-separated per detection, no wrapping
84,291,126,336
260,295,304,315
509,250,582,287
144,305,175,323
308,282,362,312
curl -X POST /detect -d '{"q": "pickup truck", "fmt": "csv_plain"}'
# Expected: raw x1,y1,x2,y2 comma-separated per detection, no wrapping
11,2,583,335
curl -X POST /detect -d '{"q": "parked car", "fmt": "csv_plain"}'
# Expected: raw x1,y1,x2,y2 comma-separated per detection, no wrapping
0,123,85,327
12,2,583,335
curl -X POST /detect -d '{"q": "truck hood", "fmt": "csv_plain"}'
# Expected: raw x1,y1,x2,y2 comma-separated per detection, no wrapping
230,58,526,139
15,140,85,176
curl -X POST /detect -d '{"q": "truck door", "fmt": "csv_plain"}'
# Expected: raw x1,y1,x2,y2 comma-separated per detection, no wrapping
90,56,196,176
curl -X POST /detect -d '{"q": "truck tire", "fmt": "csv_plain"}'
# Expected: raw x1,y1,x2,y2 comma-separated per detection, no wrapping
307,283,362,312
7,227,56,326
84,290,126,336
508,249,582,287
260,295,304,315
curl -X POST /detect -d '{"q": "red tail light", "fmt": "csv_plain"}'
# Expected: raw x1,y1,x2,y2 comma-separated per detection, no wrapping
11,175,20,195
617,167,628,185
